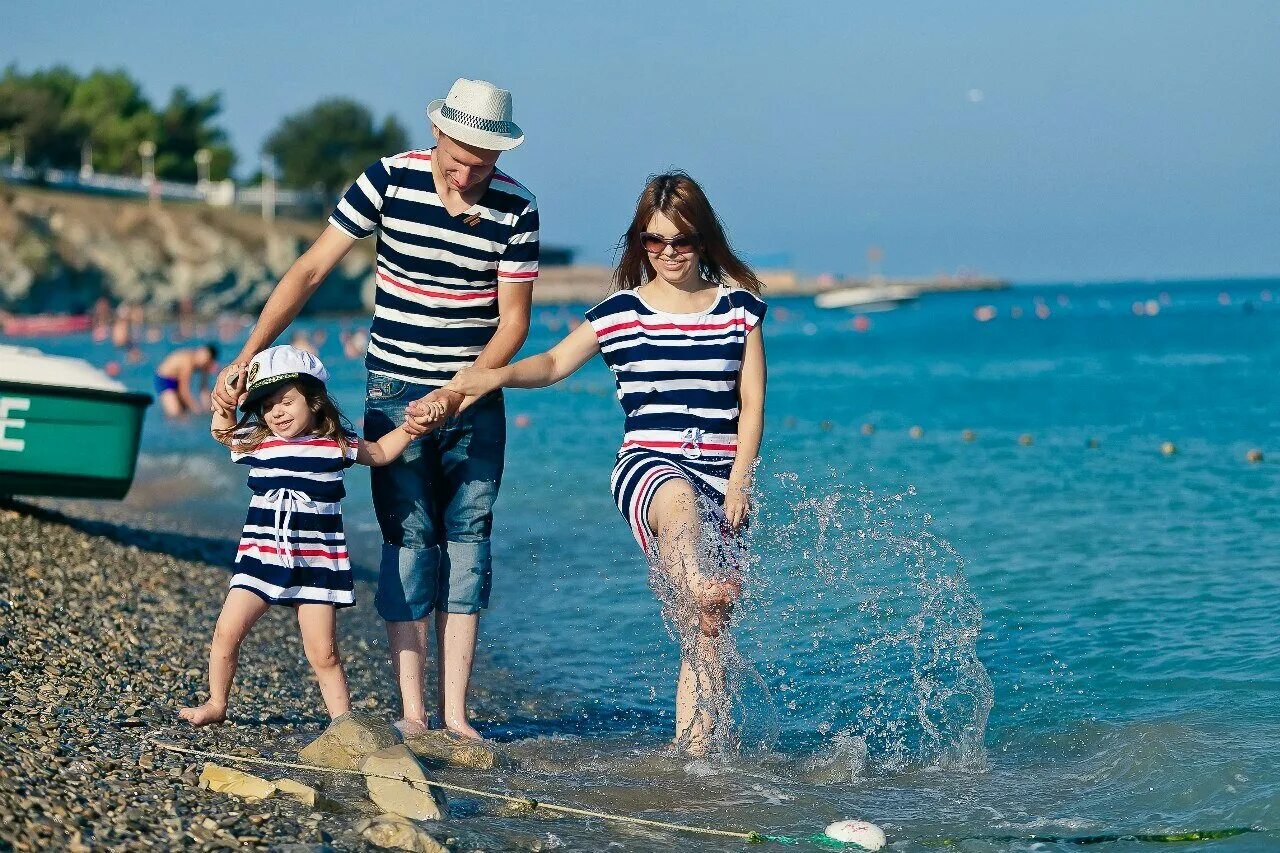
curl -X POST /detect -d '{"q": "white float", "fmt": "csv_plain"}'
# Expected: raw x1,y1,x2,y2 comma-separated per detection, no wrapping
824,819,887,850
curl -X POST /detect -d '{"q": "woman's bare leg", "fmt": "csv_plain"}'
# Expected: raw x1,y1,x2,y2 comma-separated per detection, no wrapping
179,588,270,725
647,479,740,755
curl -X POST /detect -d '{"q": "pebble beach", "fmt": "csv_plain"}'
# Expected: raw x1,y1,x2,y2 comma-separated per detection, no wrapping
0,500,526,852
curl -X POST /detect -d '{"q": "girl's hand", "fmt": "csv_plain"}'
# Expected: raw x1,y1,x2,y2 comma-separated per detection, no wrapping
724,475,752,531
405,390,461,435
446,367,500,398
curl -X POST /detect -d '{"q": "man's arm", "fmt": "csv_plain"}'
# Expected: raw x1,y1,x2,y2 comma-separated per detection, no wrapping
213,226,356,408
441,282,533,415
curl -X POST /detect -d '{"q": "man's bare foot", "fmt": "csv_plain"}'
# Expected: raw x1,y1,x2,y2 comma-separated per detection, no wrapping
443,716,483,741
393,718,431,739
178,702,226,726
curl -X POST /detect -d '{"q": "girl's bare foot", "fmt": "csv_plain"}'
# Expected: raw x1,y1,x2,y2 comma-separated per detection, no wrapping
393,718,431,739
178,702,226,726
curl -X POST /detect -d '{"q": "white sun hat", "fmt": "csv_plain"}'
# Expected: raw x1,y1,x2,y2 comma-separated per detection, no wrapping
427,78,524,151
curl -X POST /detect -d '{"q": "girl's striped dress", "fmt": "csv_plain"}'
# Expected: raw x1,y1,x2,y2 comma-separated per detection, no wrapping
584,285,767,555
229,432,358,607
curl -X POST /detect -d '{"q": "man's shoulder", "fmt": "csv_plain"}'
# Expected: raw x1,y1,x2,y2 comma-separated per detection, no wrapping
489,168,536,208
379,148,434,171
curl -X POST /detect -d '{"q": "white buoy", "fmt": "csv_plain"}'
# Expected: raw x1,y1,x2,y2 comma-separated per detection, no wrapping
824,820,887,850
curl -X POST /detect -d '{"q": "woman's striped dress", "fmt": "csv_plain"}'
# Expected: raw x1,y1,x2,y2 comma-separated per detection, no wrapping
584,285,767,555
229,433,358,607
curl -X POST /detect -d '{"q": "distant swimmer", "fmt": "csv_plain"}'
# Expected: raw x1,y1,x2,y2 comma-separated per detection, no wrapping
340,325,368,359
154,344,219,418
289,329,318,356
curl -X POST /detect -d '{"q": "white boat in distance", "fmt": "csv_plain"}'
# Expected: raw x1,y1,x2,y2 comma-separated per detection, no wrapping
815,283,921,312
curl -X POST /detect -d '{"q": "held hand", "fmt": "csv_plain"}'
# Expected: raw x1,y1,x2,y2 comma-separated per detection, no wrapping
213,362,247,410
446,367,500,398
404,389,462,435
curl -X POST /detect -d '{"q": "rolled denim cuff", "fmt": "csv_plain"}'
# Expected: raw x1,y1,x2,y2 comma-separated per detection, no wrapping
376,542,441,622
439,539,492,614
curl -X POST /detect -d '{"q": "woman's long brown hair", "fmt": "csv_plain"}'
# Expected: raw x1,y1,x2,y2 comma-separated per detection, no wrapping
215,379,353,453
613,171,764,293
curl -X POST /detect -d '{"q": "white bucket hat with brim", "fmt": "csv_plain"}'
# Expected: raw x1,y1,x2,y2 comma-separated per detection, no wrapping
427,78,524,151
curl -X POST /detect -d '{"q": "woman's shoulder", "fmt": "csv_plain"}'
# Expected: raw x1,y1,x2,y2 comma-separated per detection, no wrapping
725,287,768,316
585,289,642,322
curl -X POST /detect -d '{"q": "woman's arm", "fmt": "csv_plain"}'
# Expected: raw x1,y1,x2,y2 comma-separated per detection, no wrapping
445,320,601,398
725,326,767,530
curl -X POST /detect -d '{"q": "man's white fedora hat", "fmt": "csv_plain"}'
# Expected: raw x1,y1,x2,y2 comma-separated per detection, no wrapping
427,78,524,151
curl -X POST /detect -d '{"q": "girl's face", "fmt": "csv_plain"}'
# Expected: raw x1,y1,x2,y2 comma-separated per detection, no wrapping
643,211,700,287
259,383,316,439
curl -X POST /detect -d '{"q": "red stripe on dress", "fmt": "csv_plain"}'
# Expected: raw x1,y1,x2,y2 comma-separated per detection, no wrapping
238,544,349,559
498,270,537,279
254,438,342,450
377,270,497,301
595,317,748,337
631,467,666,554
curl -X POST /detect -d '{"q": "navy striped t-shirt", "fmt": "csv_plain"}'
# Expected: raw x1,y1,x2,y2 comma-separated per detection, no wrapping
329,148,539,385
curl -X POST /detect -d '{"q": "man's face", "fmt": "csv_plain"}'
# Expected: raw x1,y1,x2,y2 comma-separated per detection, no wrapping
431,127,500,193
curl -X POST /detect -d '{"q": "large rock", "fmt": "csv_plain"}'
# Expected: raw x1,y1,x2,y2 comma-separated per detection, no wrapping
404,730,501,770
274,777,320,808
197,763,277,800
356,813,448,852
299,711,401,771
360,746,448,821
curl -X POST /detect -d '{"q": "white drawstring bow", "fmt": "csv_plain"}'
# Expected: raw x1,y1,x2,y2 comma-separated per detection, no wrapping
679,427,705,460
263,488,310,565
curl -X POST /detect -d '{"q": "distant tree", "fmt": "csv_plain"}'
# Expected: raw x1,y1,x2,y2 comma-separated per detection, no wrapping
0,65,235,180
62,69,158,174
154,87,235,181
0,64,82,167
263,98,409,194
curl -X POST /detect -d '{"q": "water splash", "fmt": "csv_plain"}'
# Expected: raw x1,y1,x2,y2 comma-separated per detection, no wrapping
640,469,992,774
743,471,994,774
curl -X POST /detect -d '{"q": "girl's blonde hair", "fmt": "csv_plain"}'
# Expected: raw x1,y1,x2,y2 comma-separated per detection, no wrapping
215,379,353,452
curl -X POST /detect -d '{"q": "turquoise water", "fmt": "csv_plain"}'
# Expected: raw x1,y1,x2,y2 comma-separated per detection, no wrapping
24,278,1280,849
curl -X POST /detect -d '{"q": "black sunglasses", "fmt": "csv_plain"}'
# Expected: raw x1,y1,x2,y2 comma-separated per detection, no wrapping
639,232,700,255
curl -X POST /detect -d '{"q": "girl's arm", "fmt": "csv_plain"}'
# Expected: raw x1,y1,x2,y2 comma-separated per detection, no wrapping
355,424,417,467
725,326,767,530
445,320,601,398
210,399,239,446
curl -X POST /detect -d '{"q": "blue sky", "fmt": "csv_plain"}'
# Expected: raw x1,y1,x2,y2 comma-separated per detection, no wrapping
5,1,1278,281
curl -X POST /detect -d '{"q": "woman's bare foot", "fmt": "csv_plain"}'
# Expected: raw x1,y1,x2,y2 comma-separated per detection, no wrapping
178,702,226,726
393,718,431,739
443,716,483,741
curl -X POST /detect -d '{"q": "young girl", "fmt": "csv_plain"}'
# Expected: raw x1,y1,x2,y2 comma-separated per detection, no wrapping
180,344,444,726
434,172,766,754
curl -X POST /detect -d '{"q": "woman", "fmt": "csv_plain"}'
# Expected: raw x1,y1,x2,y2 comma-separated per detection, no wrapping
437,172,766,754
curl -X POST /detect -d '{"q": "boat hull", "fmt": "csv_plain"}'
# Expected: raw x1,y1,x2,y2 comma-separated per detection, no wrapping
0,380,152,500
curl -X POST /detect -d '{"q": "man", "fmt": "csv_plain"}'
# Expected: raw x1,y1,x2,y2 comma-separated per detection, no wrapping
213,78,537,740
155,343,219,418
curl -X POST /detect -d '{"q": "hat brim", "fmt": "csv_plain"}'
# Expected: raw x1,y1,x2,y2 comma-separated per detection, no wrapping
427,100,524,151
240,373,321,411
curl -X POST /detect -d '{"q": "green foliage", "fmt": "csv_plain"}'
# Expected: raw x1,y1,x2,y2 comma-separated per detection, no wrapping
0,64,234,179
263,97,409,194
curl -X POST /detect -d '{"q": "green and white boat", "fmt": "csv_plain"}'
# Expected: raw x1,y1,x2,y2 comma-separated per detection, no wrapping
0,346,152,500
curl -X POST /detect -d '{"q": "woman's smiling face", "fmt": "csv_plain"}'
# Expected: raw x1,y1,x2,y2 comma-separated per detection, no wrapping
260,383,316,439
643,211,700,286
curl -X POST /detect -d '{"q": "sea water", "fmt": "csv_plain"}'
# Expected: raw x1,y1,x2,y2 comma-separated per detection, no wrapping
26,278,1280,849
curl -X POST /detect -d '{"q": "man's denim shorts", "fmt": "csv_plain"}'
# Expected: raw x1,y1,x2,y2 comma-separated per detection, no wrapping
363,373,505,621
